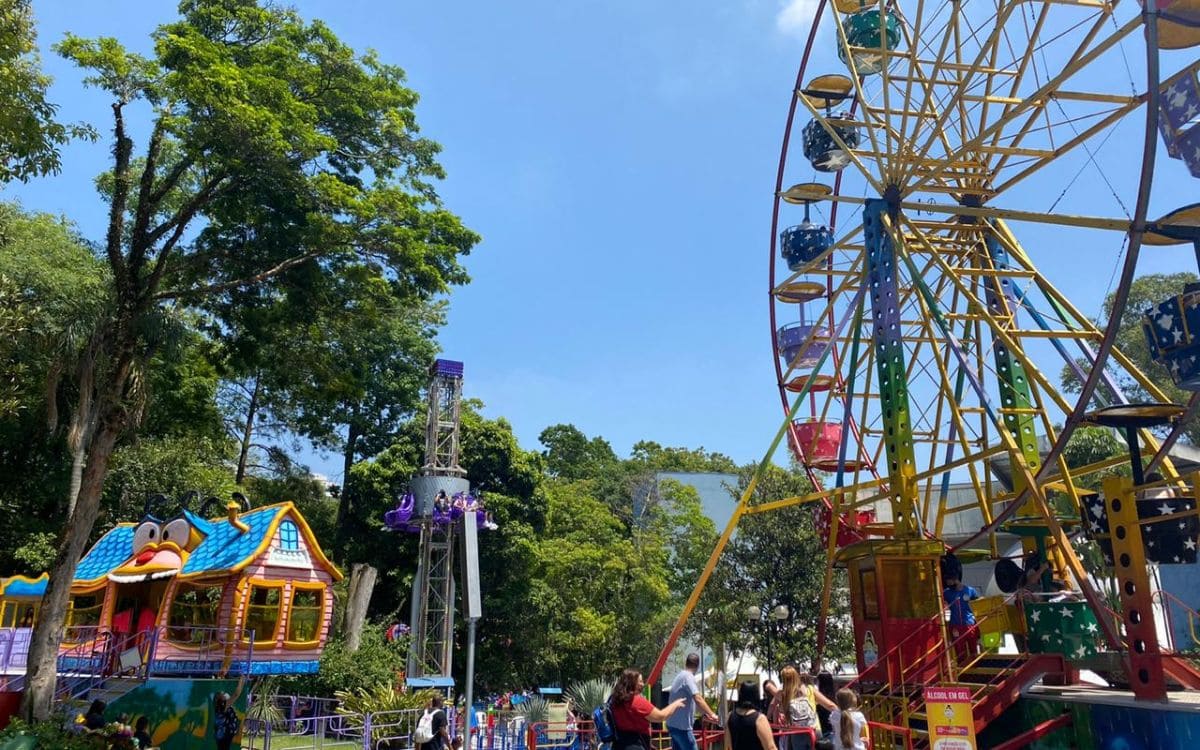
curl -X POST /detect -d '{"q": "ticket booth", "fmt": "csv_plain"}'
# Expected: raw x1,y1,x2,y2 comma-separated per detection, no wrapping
840,539,947,686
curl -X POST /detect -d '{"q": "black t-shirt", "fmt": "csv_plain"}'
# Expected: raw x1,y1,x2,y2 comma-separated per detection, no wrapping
421,709,448,750
134,729,152,747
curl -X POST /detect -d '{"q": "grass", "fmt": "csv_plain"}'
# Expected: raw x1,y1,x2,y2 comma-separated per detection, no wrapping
240,733,364,749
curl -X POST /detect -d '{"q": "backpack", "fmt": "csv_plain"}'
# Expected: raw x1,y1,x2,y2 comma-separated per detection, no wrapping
592,699,616,744
788,693,817,728
415,709,436,744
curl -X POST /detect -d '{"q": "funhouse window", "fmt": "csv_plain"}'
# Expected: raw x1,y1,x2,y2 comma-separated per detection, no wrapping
242,583,282,643
286,587,323,643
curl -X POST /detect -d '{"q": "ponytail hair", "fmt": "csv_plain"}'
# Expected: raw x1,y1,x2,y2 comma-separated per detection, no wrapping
835,689,859,749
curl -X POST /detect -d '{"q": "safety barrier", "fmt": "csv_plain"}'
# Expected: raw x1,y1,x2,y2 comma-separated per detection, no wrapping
865,720,912,750
244,705,463,750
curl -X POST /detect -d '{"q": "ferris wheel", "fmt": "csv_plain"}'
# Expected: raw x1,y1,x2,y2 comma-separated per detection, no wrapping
759,0,1200,707
654,0,1200,722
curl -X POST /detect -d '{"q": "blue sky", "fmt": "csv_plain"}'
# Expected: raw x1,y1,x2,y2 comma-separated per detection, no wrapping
8,0,1194,484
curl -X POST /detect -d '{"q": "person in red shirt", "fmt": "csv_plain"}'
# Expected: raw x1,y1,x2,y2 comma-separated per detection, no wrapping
610,668,686,750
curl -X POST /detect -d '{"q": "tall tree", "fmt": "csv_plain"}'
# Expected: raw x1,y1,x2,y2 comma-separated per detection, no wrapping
21,0,477,720
700,464,854,672
0,204,112,540
539,423,619,481
0,273,34,416
0,0,90,181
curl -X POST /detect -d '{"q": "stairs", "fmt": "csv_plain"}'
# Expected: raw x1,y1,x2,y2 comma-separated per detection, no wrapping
59,674,148,725
862,652,1070,749
965,653,1066,733
1162,655,1200,689
85,675,145,706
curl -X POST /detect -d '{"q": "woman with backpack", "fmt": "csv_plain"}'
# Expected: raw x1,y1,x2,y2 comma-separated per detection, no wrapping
610,668,686,750
769,667,835,750
726,681,774,750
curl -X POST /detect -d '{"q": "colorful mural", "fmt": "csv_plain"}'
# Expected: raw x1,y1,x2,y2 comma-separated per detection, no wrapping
101,677,248,750
978,695,1200,749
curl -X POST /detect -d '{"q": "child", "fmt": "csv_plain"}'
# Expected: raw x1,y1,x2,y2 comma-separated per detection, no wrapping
133,716,152,748
943,570,981,663
829,689,866,750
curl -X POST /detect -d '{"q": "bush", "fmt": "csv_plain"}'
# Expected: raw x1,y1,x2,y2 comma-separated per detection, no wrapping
335,685,438,749
0,718,97,749
278,625,406,697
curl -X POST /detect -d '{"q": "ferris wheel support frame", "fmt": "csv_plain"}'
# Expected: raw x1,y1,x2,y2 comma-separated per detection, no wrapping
656,0,1177,693
951,3,1163,556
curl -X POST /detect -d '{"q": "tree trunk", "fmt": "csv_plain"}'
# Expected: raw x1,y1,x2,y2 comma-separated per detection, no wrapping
65,440,87,518
334,422,359,536
342,563,378,653
235,376,261,485
21,418,122,721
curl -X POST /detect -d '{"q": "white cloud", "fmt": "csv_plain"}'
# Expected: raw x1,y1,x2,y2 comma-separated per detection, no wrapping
776,0,822,37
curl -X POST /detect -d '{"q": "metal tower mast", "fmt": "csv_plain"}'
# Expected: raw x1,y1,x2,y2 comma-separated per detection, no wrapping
407,359,469,681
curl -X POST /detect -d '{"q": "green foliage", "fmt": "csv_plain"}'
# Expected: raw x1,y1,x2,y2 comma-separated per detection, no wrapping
102,434,238,520
247,677,285,725
335,684,436,715
1062,426,1127,491
539,424,618,481
629,441,738,474
0,203,113,572
514,695,551,724
0,0,91,182
279,626,405,698
565,677,611,714
0,273,33,415
335,685,438,749
0,717,95,749
13,2,478,718
700,464,854,671
10,531,56,573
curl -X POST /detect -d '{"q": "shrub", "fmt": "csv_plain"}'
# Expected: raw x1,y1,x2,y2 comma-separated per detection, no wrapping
278,625,405,697
565,677,611,714
514,695,550,724
0,718,97,749
334,685,438,748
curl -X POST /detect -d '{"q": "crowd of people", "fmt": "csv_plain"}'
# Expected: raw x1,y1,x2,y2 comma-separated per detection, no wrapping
604,656,867,750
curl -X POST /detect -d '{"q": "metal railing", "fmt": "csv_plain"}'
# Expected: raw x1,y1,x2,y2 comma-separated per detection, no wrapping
244,703,464,750
849,596,1025,735
866,720,913,750
1155,588,1200,651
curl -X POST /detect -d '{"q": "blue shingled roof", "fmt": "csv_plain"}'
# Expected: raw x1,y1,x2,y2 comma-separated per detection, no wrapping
76,525,136,583
180,505,285,576
71,505,291,583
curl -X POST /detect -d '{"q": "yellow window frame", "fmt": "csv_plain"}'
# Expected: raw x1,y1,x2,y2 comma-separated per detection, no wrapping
63,584,107,643
1,600,38,628
239,579,285,645
166,580,226,646
284,581,326,648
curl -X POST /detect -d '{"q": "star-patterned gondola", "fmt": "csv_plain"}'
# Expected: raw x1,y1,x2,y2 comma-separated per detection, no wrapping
1081,491,1200,565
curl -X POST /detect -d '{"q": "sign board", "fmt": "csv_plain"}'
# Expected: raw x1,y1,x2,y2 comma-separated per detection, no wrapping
460,511,482,619
922,686,977,750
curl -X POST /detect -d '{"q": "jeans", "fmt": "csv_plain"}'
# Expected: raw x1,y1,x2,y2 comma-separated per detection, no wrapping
668,726,698,750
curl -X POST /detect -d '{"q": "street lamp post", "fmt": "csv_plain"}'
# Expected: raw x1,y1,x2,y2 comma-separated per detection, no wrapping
770,604,789,677
745,604,764,680
746,603,791,681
